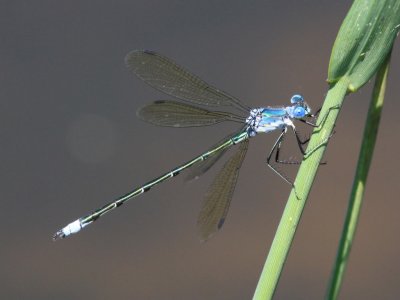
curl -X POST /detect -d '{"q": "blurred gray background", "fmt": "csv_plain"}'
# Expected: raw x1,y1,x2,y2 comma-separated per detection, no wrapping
1,1,400,299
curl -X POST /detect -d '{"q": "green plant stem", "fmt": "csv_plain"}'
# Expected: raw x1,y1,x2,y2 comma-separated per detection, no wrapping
253,78,349,300
326,53,391,300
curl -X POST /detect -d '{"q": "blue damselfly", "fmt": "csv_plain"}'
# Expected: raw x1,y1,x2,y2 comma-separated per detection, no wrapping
54,50,324,241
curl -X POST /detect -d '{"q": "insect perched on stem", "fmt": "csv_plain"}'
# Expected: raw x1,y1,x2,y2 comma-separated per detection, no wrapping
54,50,322,241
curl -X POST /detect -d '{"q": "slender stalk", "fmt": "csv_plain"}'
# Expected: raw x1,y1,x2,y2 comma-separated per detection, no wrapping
326,52,391,300
253,78,349,299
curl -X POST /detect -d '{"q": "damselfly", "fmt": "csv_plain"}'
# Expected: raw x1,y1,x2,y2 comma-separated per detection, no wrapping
54,50,321,241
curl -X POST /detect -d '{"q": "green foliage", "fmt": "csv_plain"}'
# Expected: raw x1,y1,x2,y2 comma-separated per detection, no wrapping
253,1,400,299
327,49,392,300
328,0,400,91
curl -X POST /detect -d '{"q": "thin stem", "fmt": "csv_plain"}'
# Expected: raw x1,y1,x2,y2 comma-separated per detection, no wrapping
253,78,349,300
326,52,391,300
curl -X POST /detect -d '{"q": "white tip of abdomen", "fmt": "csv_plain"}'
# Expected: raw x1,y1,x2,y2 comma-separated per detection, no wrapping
53,219,85,240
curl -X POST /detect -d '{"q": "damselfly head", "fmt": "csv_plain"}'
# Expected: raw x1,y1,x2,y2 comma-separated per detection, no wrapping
289,94,312,119
294,103,312,118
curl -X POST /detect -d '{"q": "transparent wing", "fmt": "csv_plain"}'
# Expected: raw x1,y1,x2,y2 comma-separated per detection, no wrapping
185,131,244,181
137,100,244,127
185,148,228,181
125,50,250,112
197,139,249,241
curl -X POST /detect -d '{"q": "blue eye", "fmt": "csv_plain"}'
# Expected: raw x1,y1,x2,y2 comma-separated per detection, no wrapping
293,106,306,118
290,94,304,104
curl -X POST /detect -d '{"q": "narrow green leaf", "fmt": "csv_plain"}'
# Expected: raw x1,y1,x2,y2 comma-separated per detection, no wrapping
328,0,400,91
326,50,392,300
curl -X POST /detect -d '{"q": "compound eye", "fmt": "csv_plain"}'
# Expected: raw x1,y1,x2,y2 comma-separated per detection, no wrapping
290,94,304,104
293,106,306,118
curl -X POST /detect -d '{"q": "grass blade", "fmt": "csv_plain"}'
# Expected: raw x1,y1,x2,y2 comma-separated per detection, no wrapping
326,51,392,300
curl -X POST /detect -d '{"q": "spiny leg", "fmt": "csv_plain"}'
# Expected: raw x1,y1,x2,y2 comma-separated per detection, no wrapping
267,128,294,186
267,124,325,185
267,129,303,200
273,126,318,165
299,105,341,157
292,126,308,155
300,105,339,128
300,107,322,127
274,127,303,165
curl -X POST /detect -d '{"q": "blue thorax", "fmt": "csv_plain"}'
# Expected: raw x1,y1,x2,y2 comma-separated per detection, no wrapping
246,94,311,136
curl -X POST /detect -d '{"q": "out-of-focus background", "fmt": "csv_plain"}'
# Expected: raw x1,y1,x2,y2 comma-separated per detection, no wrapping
2,1,400,299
